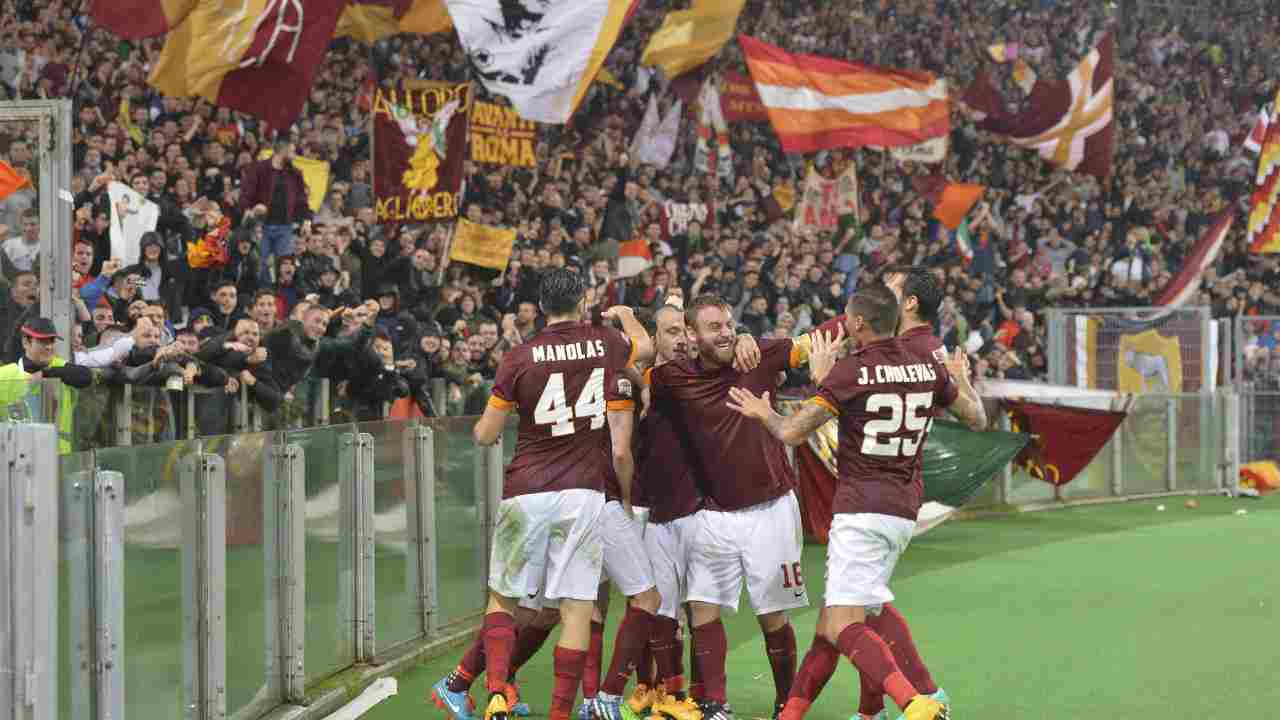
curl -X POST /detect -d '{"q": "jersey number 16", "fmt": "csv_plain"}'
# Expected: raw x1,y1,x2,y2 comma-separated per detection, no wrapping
862,392,934,457
534,368,606,436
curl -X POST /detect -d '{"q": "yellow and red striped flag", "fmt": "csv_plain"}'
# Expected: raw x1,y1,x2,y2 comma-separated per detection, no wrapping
1248,89,1280,254
738,34,949,154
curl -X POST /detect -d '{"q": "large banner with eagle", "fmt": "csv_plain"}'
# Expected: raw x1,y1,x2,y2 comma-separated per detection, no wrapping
373,81,473,224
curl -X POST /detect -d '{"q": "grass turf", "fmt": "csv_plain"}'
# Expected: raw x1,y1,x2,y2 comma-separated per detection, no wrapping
366,495,1280,719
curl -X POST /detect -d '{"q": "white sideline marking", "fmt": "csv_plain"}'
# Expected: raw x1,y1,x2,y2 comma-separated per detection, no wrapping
322,678,398,720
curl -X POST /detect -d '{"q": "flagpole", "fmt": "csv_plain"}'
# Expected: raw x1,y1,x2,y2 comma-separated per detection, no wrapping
438,220,457,285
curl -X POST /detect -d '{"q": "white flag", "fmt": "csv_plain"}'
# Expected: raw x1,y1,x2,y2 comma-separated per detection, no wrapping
629,94,661,160
107,181,159,266
445,0,634,123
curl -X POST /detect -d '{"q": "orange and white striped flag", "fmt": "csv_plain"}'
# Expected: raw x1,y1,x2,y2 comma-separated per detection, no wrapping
739,34,949,153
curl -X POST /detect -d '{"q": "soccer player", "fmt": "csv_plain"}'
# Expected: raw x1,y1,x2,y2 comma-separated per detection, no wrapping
646,294,817,720
725,283,985,720
462,269,652,720
636,301,707,720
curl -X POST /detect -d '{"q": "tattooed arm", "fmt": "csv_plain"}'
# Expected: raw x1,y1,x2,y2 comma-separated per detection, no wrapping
725,388,834,447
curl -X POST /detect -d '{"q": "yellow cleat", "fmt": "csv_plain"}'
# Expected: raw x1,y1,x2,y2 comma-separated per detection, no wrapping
650,696,702,720
900,695,948,720
628,684,657,714
484,693,511,720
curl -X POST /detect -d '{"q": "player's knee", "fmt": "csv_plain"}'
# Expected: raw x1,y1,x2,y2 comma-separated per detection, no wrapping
532,607,561,629
630,586,661,614
757,611,788,634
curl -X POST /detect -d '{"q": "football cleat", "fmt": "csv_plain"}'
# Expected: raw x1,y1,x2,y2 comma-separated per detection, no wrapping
484,692,511,720
593,692,640,720
897,695,948,720
629,684,658,714
695,700,734,720
431,676,475,720
891,689,948,720
577,702,595,720
505,682,531,716
650,695,703,720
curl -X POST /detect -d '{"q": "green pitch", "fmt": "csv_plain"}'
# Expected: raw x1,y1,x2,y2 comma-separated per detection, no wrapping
365,495,1280,719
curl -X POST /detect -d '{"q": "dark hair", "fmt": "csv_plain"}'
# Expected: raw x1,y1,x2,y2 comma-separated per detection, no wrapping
538,268,586,316
846,282,899,336
684,294,731,329
253,289,275,304
882,264,943,324
210,279,236,294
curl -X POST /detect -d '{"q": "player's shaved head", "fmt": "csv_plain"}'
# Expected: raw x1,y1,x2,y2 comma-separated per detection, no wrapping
846,282,899,337
653,305,687,363
539,267,587,317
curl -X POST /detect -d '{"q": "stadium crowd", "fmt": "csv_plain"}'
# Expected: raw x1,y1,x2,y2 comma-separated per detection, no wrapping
2,0,1280,437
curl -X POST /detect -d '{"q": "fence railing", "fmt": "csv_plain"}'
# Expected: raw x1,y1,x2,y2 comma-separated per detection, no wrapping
0,415,513,720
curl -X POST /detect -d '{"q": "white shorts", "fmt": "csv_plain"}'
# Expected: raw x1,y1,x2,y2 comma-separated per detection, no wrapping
686,491,809,615
489,488,605,604
825,512,916,612
644,514,699,619
517,501,654,610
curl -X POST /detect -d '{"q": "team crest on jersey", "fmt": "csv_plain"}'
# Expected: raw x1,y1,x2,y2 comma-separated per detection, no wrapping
616,377,634,399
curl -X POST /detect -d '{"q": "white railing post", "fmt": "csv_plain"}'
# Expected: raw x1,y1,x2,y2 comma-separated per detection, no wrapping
264,443,306,705
408,425,438,638
93,470,126,720
181,450,227,720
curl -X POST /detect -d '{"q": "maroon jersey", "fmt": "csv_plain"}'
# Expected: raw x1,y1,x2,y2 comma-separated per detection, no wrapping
897,325,947,364
636,402,703,523
814,314,846,338
812,336,958,521
489,321,637,499
648,338,807,511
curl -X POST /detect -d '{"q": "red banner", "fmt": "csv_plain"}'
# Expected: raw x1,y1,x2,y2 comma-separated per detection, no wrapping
373,81,472,225
1005,400,1127,486
720,71,767,123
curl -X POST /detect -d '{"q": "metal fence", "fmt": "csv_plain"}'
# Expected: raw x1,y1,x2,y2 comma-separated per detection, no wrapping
1234,315,1280,466
0,415,510,720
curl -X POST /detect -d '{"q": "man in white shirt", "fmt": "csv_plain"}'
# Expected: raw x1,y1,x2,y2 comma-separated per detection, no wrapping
2,208,40,274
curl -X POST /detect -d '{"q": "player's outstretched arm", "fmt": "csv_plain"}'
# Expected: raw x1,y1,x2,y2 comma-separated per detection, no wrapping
944,347,988,431
473,402,511,446
725,388,834,447
607,409,636,515
603,305,655,368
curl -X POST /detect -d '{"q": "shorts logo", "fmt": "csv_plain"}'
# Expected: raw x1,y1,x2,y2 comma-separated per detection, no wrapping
616,378,634,399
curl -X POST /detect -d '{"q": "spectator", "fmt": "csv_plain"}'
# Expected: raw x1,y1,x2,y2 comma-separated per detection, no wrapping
238,138,312,284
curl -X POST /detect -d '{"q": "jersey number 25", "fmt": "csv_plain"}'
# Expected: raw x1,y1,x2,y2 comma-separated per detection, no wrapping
534,368,605,436
862,392,934,457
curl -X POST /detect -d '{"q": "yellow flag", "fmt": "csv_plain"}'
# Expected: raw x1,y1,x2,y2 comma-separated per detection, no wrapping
450,219,517,271
258,150,330,212
335,0,452,43
596,68,625,91
641,0,746,79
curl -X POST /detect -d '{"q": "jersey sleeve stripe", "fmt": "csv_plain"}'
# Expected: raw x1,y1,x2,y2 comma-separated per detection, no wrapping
607,399,636,411
487,394,516,411
626,335,640,367
808,395,840,417
790,334,812,369
642,367,654,387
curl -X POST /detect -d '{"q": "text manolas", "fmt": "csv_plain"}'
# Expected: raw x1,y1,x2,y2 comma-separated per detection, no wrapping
471,101,538,167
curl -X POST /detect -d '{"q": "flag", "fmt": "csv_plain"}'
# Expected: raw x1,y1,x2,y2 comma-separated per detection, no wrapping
334,0,452,42
372,81,473,225
1154,208,1234,307
445,0,636,123
988,41,1020,63
793,165,859,232
470,100,539,167
694,76,732,180
0,160,31,201
1248,90,1280,254
953,217,974,265
719,71,768,123
145,0,352,130
1245,106,1271,154
886,135,949,163
659,202,708,240
739,34,950,153
640,0,746,80
912,175,984,230
631,96,682,168
450,218,517,271
1004,400,1128,487
259,149,331,212
616,238,652,278
107,181,160,265
87,0,199,40
962,33,1115,178
1012,59,1037,95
